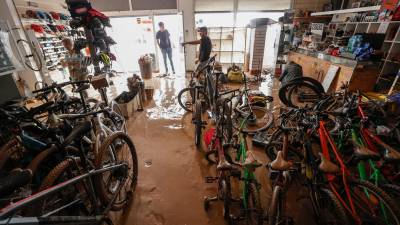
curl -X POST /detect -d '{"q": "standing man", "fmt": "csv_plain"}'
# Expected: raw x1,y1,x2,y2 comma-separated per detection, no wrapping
61,38,91,97
156,22,175,75
182,27,212,77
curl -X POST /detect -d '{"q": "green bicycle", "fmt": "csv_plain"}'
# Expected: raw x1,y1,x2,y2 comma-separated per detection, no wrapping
231,118,264,225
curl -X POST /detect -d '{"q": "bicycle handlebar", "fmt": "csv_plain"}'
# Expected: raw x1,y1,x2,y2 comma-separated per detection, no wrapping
32,80,90,94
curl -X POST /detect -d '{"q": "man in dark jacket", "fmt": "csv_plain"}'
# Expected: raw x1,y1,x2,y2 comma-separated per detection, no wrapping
279,61,303,86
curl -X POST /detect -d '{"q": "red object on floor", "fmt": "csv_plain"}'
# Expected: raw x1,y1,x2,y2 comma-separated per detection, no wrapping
204,128,218,149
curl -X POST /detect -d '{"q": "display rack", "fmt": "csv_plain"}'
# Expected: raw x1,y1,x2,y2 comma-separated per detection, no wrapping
196,27,247,68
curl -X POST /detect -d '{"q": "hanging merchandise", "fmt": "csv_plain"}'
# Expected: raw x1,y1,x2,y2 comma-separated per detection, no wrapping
50,12,60,20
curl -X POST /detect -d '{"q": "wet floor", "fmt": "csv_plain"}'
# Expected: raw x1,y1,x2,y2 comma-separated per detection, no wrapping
107,73,314,225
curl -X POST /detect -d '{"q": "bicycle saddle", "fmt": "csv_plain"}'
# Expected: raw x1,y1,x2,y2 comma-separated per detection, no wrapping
217,158,234,171
384,145,400,163
353,146,380,161
243,151,262,169
73,84,90,93
270,151,292,171
318,153,340,174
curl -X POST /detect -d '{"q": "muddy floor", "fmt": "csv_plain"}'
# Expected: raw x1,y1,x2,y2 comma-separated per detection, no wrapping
105,73,316,225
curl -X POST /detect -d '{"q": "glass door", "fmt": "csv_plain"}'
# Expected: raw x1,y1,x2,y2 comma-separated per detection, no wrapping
107,16,157,73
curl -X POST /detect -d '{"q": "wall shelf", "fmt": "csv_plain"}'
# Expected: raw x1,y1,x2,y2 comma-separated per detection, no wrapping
311,5,381,16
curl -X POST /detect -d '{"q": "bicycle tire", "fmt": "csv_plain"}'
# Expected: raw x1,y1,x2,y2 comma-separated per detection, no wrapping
268,185,283,225
286,82,323,108
17,39,43,72
233,105,273,134
26,147,57,174
220,174,232,221
177,87,208,112
292,77,325,93
381,183,400,203
95,131,138,211
39,158,80,191
194,100,202,147
279,78,325,103
222,100,233,143
35,158,87,216
247,182,263,225
0,138,20,171
314,188,350,225
347,179,400,224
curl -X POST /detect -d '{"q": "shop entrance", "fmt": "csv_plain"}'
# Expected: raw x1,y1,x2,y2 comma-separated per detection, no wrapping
107,14,185,75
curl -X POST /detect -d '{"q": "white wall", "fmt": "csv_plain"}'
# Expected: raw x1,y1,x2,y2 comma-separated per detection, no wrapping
0,0,43,94
177,0,196,71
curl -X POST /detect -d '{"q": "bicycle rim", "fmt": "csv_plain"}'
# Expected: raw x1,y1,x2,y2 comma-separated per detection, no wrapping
268,185,283,225
345,179,400,225
234,105,273,134
286,82,322,108
95,132,138,211
247,182,263,225
194,100,202,147
314,188,350,225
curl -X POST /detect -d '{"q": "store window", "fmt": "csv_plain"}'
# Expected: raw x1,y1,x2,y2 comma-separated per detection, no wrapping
235,12,284,27
195,13,235,27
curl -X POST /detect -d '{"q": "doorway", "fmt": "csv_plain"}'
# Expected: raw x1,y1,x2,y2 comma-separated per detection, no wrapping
107,14,185,75
154,14,185,75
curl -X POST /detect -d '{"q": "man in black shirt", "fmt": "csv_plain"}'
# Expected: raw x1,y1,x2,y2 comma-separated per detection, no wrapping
182,27,212,76
156,22,175,74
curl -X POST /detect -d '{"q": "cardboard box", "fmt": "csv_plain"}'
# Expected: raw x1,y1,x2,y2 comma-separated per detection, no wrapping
118,94,141,118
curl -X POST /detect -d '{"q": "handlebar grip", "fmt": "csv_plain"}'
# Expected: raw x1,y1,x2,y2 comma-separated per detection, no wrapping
32,84,56,94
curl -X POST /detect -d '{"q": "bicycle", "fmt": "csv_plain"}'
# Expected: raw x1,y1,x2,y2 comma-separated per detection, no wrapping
230,117,263,225
265,109,348,225
0,131,135,224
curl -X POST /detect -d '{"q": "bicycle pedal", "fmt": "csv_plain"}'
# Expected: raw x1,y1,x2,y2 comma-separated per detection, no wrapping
205,176,218,183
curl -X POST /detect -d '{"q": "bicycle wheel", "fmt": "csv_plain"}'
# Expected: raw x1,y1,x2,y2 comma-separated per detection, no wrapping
233,105,273,134
95,132,138,211
268,185,284,225
219,172,233,221
286,82,323,108
247,182,263,225
313,188,350,225
222,100,233,143
381,184,400,204
194,100,203,147
178,87,208,112
36,158,90,216
346,179,400,225
0,138,22,171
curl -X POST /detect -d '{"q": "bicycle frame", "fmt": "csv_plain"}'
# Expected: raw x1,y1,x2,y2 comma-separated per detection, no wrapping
0,162,128,224
318,120,362,224
357,95,400,182
235,121,258,211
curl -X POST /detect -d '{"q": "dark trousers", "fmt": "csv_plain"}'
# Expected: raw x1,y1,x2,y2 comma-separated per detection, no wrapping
161,47,175,73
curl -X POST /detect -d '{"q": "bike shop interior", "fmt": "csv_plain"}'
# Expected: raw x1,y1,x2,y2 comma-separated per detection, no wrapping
0,0,400,225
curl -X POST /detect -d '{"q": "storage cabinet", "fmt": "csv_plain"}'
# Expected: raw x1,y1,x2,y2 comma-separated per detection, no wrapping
197,27,247,68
